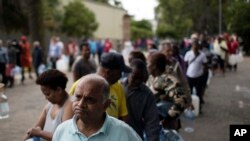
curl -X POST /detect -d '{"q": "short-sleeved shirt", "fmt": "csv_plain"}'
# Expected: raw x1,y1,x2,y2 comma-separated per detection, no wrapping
69,80,79,96
106,81,128,118
72,57,96,80
52,115,142,141
68,81,128,119
184,51,207,78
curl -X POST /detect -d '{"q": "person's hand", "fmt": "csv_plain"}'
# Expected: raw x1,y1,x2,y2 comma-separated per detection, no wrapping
188,104,195,110
24,127,42,140
185,102,194,110
23,132,30,141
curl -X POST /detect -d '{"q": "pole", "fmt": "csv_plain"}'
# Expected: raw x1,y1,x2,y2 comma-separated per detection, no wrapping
219,0,222,35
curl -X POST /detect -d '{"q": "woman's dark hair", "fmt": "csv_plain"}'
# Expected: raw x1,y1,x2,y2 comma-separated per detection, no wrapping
36,69,68,90
129,51,146,64
151,44,158,50
149,52,167,72
130,59,148,82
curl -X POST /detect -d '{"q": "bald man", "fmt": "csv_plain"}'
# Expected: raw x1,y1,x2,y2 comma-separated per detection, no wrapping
53,74,142,141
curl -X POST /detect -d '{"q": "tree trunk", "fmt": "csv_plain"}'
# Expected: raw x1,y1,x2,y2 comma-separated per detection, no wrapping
26,0,46,59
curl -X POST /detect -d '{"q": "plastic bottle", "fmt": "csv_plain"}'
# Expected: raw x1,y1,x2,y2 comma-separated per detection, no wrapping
191,87,200,116
25,136,40,141
183,109,195,133
0,83,10,119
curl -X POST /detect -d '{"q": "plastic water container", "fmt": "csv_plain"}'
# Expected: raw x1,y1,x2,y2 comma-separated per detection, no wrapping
56,55,69,72
0,84,10,120
183,109,196,133
192,88,200,116
38,64,47,75
26,136,40,141
191,95,200,116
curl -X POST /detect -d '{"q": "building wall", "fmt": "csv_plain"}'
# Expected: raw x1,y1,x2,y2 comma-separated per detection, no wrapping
123,14,131,41
60,0,129,41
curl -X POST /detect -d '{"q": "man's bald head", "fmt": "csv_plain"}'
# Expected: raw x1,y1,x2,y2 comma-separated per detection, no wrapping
77,74,110,101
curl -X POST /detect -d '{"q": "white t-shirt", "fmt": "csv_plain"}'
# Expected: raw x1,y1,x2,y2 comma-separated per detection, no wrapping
184,50,207,78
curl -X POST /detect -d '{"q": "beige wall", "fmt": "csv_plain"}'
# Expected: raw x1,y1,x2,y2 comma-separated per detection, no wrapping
60,0,127,40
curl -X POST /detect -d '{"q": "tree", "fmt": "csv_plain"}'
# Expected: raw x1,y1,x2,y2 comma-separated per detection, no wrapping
25,0,45,42
43,0,63,33
225,1,250,54
183,0,221,34
131,19,153,40
61,0,98,38
156,0,193,39
0,0,45,52
156,0,230,39
93,0,122,7
0,0,28,33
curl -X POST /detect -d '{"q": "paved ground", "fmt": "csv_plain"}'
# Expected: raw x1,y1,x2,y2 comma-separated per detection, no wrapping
179,57,250,141
1,58,250,141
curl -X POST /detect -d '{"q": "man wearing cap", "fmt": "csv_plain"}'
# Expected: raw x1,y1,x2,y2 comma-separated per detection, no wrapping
69,52,130,121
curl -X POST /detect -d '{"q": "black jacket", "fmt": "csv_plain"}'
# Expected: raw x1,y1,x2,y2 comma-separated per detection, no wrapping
123,80,160,141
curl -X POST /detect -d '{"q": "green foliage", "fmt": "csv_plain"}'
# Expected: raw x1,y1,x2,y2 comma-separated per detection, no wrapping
156,0,230,39
156,0,193,39
61,0,98,38
93,0,109,3
131,20,153,40
225,1,250,54
156,23,177,38
47,0,59,6
131,20,152,31
0,0,29,33
43,0,63,33
94,0,122,7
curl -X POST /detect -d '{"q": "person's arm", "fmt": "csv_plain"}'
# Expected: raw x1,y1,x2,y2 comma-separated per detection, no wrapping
143,92,160,141
23,104,48,140
119,83,128,122
166,85,187,120
220,41,228,52
175,63,191,105
202,53,209,73
25,128,53,141
72,62,80,82
4,48,9,64
184,52,189,69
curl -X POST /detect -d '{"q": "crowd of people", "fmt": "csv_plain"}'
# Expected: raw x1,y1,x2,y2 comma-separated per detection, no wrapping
0,36,39,88
0,36,115,88
0,32,241,141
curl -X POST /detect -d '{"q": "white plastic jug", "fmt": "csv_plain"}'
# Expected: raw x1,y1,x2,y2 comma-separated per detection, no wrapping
56,55,69,72
191,88,200,116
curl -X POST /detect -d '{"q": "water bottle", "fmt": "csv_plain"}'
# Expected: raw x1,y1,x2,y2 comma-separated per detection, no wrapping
183,108,195,133
192,87,200,116
0,83,10,119
160,124,185,141
25,137,40,141
32,136,40,141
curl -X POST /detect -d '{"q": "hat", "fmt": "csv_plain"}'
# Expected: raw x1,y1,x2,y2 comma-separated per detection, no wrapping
100,52,131,73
